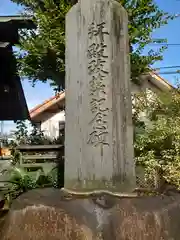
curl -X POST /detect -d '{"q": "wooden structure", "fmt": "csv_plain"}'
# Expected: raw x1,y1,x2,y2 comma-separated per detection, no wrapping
0,15,36,121
16,144,64,188
0,15,35,44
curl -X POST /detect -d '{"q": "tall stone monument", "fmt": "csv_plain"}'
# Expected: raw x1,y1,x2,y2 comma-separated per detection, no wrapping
65,0,136,192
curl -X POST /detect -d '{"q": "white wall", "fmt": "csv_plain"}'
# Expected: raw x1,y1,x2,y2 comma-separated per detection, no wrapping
39,79,163,139
131,79,161,94
41,110,65,139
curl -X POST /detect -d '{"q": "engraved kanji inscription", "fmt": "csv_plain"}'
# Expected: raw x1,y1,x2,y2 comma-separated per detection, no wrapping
87,42,108,75
87,21,110,147
88,22,109,40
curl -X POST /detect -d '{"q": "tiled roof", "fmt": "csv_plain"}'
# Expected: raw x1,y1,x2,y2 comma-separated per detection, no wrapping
149,71,174,90
30,90,65,119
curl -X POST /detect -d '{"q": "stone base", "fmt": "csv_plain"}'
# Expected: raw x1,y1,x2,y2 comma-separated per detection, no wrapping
1,188,180,239
64,178,136,193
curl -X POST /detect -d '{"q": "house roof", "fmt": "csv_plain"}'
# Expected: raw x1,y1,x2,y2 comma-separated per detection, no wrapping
30,73,173,122
30,90,65,122
148,71,174,91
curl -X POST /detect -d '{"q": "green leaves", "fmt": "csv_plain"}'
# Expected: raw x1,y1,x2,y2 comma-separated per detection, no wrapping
134,89,180,189
13,0,71,89
0,164,60,210
11,0,176,87
13,120,54,145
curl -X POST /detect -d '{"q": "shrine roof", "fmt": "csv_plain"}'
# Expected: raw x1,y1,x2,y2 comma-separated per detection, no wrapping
0,15,36,29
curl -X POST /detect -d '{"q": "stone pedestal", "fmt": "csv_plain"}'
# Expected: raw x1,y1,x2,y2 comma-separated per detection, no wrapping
2,188,180,240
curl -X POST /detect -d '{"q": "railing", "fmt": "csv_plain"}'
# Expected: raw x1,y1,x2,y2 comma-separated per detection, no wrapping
16,144,64,188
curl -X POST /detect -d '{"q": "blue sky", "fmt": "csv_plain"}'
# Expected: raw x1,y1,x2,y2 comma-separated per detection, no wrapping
0,0,54,132
0,0,180,132
147,0,180,85
0,0,55,110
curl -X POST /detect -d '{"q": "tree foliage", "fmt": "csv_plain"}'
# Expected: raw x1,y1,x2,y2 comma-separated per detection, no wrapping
11,0,176,88
13,120,52,145
13,120,64,146
0,164,59,209
13,120,29,144
134,89,180,189
0,120,63,208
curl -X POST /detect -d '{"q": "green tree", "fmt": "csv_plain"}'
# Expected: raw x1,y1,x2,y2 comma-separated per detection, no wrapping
28,123,50,145
11,0,176,88
13,120,50,145
134,89,180,190
13,120,64,145
14,120,29,144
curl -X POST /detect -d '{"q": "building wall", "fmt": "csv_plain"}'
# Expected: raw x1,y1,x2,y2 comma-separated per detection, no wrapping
131,79,162,94
40,110,65,139
39,79,167,139
131,77,162,108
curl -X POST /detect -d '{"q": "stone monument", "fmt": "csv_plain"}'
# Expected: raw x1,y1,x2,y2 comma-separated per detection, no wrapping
1,2,179,240
65,0,135,192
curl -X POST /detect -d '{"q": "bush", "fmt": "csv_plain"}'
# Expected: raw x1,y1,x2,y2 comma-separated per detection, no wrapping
134,89,180,189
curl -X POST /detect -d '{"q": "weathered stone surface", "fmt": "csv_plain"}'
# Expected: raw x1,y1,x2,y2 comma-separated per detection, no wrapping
65,0,135,192
1,188,180,239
